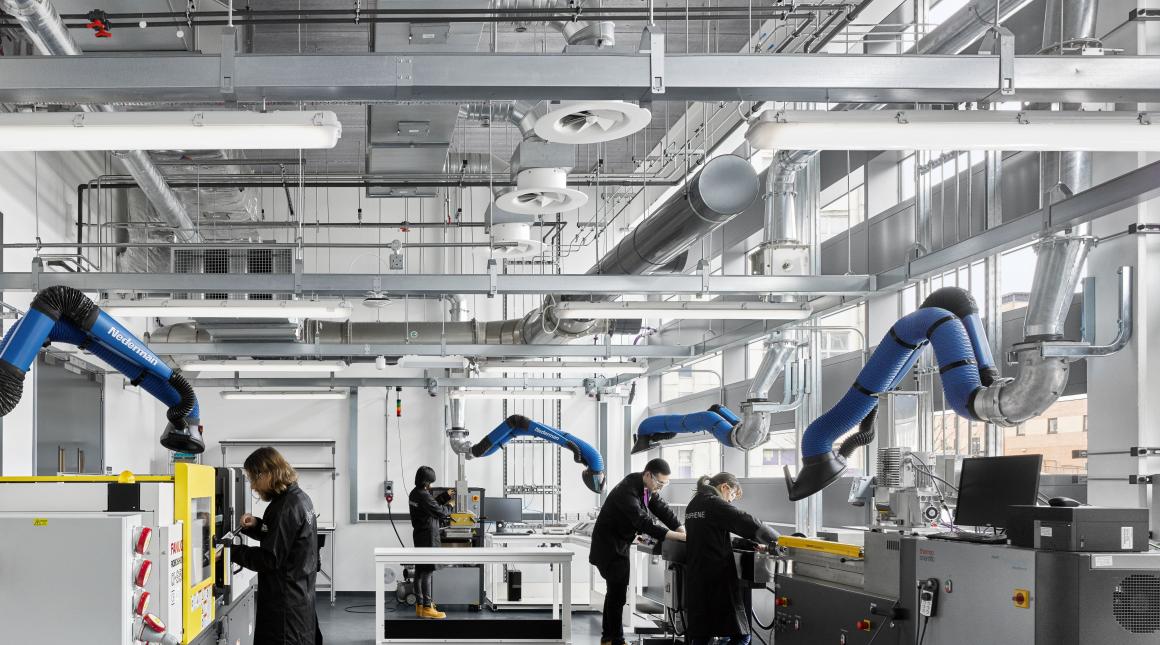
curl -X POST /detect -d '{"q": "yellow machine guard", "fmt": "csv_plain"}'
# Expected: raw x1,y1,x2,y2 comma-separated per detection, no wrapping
776,535,865,559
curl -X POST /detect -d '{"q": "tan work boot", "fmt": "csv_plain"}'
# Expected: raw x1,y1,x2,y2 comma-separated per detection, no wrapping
415,603,424,618
419,604,447,619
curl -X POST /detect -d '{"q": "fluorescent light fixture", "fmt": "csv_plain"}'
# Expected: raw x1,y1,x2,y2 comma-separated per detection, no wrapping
448,389,577,400
99,299,352,320
746,110,1160,152
0,110,341,152
396,355,470,369
220,389,349,400
183,360,348,373
552,301,812,321
479,360,647,375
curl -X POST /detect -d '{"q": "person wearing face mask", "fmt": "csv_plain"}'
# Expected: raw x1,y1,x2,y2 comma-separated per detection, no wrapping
683,472,779,645
232,447,322,645
589,458,686,645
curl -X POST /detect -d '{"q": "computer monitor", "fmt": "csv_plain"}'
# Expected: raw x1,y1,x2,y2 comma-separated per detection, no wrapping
483,497,523,524
953,454,1043,528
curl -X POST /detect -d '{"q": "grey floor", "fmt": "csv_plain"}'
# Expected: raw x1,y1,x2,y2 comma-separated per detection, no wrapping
316,593,605,644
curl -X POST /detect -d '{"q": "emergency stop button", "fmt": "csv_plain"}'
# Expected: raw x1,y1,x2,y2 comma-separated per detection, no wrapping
856,619,872,632
1012,589,1030,608
775,596,790,607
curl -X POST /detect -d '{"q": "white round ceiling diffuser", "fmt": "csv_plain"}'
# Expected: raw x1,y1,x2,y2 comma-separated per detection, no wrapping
533,101,652,145
474,222,545,259
494,168,588,215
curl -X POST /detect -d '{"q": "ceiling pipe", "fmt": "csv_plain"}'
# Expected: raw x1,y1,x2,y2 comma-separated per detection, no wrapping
493,0,615,48
731,337,800,450
0,0,197,242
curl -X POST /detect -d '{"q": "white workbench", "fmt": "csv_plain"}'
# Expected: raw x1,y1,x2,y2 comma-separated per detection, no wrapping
374,547,574,645
483,532,599,610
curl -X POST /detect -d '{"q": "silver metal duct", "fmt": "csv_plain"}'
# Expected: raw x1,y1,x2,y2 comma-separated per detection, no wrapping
461,101,541,141
1,0,196,241
763,151,811,244
972,236,1093,426
494,0,615,48
1038,0,1099,205
732,337,799,450
445,296,475,472
1024,236,1093,341
589,155,760,275
915,0,1036,55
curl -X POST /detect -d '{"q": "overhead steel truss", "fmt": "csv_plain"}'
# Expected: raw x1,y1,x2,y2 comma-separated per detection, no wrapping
1,52,1159,104
153,343,692,359
0,270,874,297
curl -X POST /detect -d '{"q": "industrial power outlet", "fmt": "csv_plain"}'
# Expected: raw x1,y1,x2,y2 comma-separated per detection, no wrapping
389,254,405,270
384,480,394,502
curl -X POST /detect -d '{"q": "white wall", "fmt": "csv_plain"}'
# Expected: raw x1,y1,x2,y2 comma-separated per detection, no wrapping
0,150,171,475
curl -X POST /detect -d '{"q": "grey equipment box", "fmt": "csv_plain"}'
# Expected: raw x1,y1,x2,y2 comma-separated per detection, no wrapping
1035,551,1160,644
1007,505,1149,552
773,573,903,645
913,540,1160,645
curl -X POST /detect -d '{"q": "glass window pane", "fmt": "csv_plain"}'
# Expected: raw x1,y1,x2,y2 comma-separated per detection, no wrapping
661,441,721,479
746,430,797,478
661,353,723,401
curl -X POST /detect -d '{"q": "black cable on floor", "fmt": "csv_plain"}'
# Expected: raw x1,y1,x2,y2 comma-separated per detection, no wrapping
343,603,396,614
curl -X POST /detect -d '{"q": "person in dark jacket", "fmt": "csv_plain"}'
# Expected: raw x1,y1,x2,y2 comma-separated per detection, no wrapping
589,458,685,645
232,446,322,645
408,465,453,619
683,472,779,645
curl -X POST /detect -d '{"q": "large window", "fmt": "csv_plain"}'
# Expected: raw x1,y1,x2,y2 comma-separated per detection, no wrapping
746,430,797,478
661,441,722,479
660,353,723,400
816,305,865,359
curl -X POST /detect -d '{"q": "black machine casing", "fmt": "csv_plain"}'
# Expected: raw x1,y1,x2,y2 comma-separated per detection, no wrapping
215,466,250,601
1007,505,1149,552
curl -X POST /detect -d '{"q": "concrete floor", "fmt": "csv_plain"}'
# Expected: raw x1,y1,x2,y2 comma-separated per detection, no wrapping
316,593,605,644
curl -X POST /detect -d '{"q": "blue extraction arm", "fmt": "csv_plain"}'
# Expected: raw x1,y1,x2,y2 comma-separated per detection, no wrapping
785,287,997,501
0,286,203,453
633,404,740,453
471,414,606,493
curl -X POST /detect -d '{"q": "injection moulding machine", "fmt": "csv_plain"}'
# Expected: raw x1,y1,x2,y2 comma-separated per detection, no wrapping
0,463,256,645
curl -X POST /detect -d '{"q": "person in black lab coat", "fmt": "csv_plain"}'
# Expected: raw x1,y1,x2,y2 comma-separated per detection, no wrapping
589,458,685,645
683,472,778,645
232,446,322,645
408,465,454,619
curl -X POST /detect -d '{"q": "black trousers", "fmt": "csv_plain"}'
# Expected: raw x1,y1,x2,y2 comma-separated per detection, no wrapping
595,557,630,643
414,564,436,606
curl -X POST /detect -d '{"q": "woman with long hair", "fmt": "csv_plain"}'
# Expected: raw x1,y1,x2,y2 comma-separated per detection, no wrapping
232,446,321,645
683,472,779,645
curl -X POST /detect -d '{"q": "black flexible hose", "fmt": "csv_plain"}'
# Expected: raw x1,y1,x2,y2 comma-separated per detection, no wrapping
838,405,878,459
0,361,25,417
166,372,198,424
30,285,99,329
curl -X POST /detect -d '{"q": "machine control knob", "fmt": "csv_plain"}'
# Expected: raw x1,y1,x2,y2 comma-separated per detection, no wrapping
856,619,872,632
1012,589,1031,608
134,559,153,588
133,589,151,616
133,527,153,555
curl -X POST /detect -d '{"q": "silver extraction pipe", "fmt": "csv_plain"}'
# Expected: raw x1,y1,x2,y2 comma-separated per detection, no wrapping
493,0,615,48
443,295,474,513
973,0,1103,426
1038,0,1099,205
1,0,196,240
972,236,1093,426
732,337,799,450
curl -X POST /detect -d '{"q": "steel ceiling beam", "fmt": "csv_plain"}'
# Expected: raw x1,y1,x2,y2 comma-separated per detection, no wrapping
1,53,1159,103
191,377,608,387
0,270,874,296
150,343,693,359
